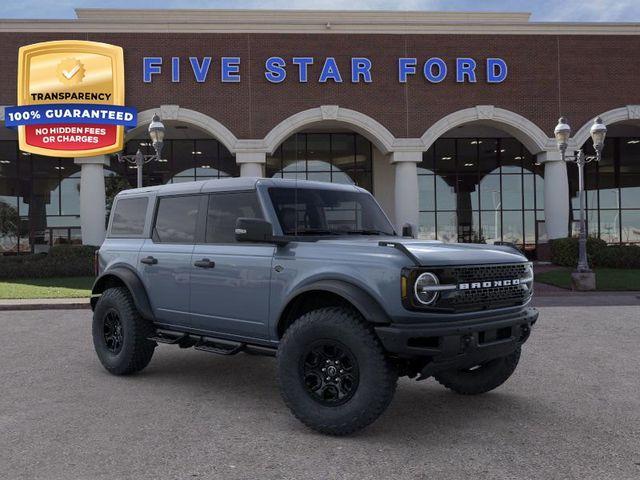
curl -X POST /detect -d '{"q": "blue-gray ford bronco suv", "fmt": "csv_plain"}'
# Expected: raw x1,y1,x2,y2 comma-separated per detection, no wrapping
92,177,538,435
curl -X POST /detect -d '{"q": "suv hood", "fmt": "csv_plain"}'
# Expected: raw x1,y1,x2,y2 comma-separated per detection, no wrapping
316,237,527,266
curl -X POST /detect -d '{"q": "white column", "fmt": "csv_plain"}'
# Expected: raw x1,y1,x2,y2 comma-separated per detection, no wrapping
391,151,421,236
74,155,109,246
236,152,266,177
538,151,569,240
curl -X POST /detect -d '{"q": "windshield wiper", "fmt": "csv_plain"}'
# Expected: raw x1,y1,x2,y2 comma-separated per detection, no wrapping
344,229,389,235
285,229,341,236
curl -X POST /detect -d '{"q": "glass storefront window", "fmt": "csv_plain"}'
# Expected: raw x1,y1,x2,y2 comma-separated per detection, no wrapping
172,140,196,178
501,175,523,210
621,210,640,243
266,132,373,192
418,211,436,240
60,177,81,215
502,211,524,245
568,136,640,244
0,137,237,253
419,137,544,251
599,209,621,243
436,211,457,243
481,210,502,244
418,174,435,211
621,174,640,209
0,141,18,177
479,175,501,211
435,175,456,210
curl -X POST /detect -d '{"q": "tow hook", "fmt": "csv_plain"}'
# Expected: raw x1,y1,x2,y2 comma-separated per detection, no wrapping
520,325,531,342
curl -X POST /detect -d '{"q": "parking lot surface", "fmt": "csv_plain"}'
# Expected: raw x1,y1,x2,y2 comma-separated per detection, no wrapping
1,306,639,480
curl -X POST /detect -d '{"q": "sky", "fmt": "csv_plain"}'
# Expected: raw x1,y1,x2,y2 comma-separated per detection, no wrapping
0,0,639,22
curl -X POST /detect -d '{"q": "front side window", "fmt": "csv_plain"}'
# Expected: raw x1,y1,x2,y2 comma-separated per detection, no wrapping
206,192,263,243
110,197,148,236
153,195,200,243
268,187,395,236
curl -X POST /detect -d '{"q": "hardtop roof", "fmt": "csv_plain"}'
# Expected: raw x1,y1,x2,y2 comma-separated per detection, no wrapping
115,177,366,198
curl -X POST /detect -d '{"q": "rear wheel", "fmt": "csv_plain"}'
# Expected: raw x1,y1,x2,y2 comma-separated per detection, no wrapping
92,287,156,375
433,347,521,395
277,307,397,436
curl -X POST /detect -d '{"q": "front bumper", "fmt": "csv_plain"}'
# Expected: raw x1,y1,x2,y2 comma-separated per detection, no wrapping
375,307,538,375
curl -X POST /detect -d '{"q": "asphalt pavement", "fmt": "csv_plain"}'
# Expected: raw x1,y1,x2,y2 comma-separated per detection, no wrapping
1,306,639,480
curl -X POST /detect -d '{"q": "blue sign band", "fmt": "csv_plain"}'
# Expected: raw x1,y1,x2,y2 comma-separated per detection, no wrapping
5,104,138,128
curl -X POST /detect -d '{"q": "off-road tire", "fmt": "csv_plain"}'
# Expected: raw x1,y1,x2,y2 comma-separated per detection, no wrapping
277,307,397,436
434,347,521,395
92,287,156,375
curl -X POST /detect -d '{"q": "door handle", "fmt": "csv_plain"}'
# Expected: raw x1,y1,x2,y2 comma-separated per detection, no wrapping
140,256,158,265
194,258,215,269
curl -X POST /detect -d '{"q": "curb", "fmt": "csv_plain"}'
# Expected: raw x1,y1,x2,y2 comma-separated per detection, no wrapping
0,299,90,311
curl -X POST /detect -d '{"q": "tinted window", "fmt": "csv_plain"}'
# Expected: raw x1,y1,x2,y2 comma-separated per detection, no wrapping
206,192,262,243
268,187,395,236
154,195,200,243
110,197,148,236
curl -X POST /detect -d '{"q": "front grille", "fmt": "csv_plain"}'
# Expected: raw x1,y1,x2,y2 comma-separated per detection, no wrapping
433,263,531,313
453,264,528,283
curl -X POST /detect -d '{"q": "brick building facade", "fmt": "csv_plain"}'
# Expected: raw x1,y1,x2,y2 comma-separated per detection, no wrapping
0,9,639,253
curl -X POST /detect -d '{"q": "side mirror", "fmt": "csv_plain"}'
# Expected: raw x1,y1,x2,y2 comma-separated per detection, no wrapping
401,223,415,238
235,218,274,243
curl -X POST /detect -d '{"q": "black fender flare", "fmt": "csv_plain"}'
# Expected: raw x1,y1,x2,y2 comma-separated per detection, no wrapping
91,266,155,321
278,279,391,329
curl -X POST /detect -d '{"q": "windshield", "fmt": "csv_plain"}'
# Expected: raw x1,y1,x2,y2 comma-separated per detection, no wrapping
268,187,396,236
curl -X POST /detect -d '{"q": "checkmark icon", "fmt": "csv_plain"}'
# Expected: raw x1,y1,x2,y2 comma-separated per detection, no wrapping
62,64,80,79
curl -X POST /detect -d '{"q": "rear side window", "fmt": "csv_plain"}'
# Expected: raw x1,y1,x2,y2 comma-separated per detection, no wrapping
153,195,201,243
206,192,262,243
110,197,148,236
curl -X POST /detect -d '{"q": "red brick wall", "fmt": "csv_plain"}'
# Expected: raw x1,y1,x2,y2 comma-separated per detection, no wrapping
0,32,638,141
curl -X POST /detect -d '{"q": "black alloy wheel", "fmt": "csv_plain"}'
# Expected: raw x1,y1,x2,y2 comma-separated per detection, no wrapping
103,309,124,354
277,307,398,435
301,340,359,406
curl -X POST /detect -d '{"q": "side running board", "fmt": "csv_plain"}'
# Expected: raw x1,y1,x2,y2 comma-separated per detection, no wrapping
195,337,244,356
148,329,277,357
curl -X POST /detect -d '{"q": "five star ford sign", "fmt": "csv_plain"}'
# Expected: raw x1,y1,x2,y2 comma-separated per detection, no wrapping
4,40,137,157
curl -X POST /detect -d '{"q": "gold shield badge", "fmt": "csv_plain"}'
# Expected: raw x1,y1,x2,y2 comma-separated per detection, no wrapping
15,40,126,157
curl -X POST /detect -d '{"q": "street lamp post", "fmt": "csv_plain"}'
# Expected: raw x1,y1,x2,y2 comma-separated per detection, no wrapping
553,116,607,277
117,113,166,188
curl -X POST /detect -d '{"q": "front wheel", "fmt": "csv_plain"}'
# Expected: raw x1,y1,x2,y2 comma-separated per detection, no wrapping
434,347,521,395
277,307,397,436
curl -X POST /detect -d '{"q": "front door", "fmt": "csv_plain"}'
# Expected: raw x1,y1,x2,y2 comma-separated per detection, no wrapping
189,191,274,340
139,194,202,327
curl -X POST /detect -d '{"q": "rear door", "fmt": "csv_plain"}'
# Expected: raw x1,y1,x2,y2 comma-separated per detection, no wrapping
189,191,274,340
139,194,203,327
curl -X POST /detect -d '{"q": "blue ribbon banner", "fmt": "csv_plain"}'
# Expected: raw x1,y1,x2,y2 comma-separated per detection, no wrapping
4,104,137,128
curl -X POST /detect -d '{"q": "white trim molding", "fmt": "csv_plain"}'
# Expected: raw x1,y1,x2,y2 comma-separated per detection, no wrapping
263,106,396,155
128,106,239,154
2,9,639,35
572,105,640,148
420,106,553,154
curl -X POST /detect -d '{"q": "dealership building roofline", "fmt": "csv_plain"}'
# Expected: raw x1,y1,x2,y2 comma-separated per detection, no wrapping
0,8,639,34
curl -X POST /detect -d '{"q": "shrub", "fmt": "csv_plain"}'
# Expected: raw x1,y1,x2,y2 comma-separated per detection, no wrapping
593,244,640,269
0,245,97,279
550,237,640,268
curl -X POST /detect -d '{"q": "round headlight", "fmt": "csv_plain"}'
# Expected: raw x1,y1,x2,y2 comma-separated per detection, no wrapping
523,263,534,292
414,272,440,305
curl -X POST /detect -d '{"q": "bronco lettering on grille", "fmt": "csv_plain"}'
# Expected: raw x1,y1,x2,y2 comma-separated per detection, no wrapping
458,279,521,290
